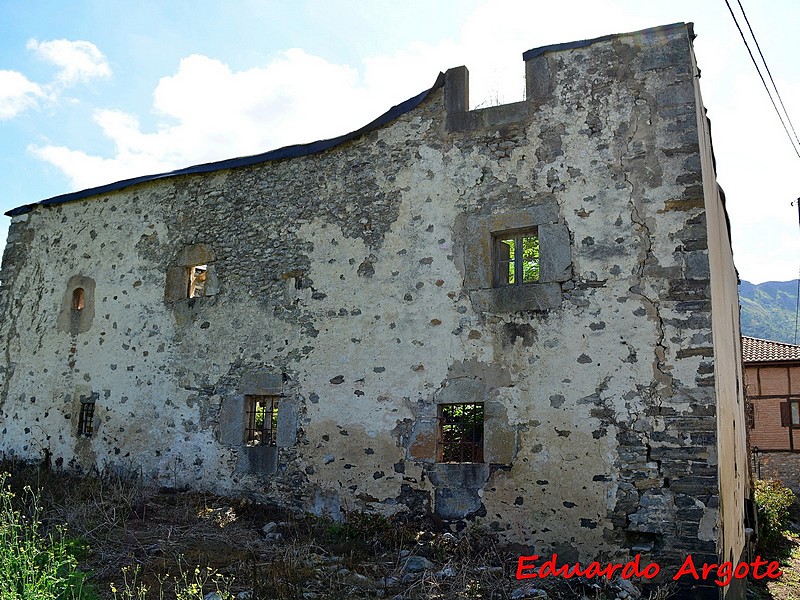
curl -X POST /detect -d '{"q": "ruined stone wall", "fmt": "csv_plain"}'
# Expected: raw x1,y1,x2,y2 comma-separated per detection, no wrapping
0,23,742,592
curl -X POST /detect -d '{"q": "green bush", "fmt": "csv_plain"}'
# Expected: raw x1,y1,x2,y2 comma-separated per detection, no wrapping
0,472,93,599
754,478,796,550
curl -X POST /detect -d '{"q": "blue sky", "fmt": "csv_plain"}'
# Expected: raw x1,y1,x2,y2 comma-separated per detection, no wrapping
1,0,798,284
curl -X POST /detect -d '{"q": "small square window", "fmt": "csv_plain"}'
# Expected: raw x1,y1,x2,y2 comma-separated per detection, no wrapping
493,230,540,286
165,244,218,302
78,400,95,437
437,403,484,463
245,395,279,447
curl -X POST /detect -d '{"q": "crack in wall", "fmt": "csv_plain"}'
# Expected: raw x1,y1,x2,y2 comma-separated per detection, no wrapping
619,92,674,400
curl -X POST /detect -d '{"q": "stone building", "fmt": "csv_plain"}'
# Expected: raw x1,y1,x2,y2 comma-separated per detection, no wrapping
745,336,800,491
0,23,749,597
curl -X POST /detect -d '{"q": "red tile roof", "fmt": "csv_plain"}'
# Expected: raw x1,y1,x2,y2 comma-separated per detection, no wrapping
742,336,800,363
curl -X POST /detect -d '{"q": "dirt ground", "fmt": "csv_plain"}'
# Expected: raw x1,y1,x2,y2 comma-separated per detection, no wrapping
1,463,682,599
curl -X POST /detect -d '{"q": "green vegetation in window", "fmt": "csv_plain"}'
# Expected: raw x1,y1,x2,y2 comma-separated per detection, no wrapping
252,398,278,446
439,403,484,463
500,236,540,284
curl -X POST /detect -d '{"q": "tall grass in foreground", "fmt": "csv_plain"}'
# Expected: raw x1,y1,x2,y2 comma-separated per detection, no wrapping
109,565,234,600
0,472,91,599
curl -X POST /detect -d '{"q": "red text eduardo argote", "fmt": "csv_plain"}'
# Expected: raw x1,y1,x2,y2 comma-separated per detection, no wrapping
516,553,782,587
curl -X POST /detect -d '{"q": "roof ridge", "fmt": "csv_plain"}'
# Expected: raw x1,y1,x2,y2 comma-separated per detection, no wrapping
742,335,800,362
6,72,446,218
743,335,800,347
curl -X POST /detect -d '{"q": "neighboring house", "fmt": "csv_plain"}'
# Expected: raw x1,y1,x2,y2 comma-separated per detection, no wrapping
744,336,800,489
0,23,749,598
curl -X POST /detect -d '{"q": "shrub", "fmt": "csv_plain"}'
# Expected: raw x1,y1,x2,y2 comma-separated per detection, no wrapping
0,472,92,599
754,478,796,550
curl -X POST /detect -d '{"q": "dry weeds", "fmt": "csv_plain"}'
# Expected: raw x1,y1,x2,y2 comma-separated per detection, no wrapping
1,460,676,599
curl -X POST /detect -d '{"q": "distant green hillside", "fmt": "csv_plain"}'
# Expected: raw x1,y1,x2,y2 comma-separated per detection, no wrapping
739,279,799,344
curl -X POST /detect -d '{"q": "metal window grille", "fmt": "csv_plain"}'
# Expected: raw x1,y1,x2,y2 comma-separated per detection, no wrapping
245,395,279,447
493,229,540,286
437,403,484,463
78,400,95,437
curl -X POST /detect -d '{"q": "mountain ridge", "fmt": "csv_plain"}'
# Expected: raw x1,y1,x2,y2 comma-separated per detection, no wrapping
738,279,799,345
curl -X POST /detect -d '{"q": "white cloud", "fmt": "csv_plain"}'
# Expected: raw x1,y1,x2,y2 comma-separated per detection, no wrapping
26,38,111,86
28,1,644,188
151,49,364,151
28,0,659,190
0,38,111,121
28,142,174,192
0,70,45,120
30,49,375,189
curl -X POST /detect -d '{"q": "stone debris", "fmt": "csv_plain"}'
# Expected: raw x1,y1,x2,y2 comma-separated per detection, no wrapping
402,555,437,573
511,585,549,599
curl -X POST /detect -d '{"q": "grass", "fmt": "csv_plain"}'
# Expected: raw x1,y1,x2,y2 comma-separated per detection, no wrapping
751,481,800,600
750,533,800,600
0,472,95,599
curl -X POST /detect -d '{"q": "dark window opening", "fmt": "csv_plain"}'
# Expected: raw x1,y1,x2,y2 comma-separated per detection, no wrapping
493,230,540,286
78,400,95,437
245,395,279,447
437,403,484,463
72,287,85,311
780,400,800,427
187,264,207,298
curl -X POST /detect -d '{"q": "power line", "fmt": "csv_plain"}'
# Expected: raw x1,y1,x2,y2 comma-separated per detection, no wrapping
725,1,800,344
735,0,800,150
723,0,800,159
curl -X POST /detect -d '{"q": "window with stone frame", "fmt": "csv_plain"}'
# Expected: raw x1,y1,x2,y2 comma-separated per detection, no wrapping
458,208,570,313
165,244,218,302
493,229,540,287
437,403,484,463
245,395,279,447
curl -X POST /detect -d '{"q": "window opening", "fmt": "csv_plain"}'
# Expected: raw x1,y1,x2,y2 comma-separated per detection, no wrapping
72,287,85,311
78,399,95,437
779,398,800,450
494,230,539,286
245,395,279,447
437,403,484,463
188,264,207,298
780,399,800,427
